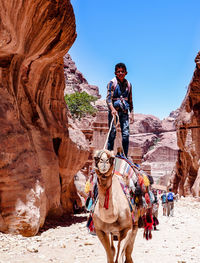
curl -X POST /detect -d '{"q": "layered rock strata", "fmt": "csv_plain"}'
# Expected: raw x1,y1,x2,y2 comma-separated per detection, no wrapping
169,52,200,197
0,0,89,236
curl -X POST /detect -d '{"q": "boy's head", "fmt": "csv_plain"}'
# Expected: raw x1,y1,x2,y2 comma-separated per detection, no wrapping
115,63,127,73
115,62,127,82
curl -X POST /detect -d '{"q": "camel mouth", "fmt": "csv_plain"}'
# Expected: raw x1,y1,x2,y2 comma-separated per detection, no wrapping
101,174,107,179
98,168,110,176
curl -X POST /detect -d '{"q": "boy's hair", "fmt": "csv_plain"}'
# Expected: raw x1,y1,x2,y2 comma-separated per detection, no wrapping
115,63,127,72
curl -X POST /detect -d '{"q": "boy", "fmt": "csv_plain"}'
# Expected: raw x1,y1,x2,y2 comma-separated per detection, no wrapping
106,63,134,157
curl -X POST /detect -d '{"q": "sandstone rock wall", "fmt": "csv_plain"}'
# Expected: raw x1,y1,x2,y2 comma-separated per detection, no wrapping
0,0,89,236
131,114,178,186
169,52,200,197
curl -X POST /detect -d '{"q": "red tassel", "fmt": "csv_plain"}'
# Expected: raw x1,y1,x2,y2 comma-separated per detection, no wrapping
104,187,110,209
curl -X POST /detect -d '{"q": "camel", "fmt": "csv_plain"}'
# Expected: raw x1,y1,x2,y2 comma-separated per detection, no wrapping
92,149,138,263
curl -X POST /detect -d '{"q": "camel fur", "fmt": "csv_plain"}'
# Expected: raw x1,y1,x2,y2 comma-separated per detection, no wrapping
93,149,138,263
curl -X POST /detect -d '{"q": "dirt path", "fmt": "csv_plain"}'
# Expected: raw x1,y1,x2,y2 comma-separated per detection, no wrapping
0,197,199,263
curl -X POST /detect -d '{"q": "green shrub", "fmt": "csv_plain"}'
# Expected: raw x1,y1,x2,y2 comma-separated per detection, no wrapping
65,91,98,120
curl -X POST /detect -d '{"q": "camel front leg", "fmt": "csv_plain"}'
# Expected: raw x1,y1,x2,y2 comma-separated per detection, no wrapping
125,225,138,263
110,234,116,260
96,229,114,263
118,226,138,263
115,237,121,263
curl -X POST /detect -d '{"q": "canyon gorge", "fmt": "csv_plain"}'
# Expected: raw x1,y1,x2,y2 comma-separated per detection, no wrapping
0,0,199,238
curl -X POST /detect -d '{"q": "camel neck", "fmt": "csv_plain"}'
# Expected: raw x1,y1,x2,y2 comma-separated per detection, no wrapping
97,173,113,192
98,178,113,210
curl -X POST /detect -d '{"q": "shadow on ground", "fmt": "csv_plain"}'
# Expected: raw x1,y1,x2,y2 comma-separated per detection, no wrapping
39,212,88,234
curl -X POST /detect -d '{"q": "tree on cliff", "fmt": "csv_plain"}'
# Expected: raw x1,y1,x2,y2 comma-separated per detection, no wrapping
65,91,97,120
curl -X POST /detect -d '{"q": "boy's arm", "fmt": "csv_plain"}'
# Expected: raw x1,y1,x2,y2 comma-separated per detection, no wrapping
129,84,134,123
106,82,117,116
128,84,133,112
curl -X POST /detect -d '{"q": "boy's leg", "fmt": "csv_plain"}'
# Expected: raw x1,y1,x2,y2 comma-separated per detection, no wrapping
119,112,129,157
107,111,116,151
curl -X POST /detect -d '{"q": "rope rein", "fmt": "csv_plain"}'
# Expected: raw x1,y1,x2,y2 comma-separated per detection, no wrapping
103,114,119,150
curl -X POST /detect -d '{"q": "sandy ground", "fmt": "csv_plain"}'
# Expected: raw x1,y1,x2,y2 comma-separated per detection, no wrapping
0,197,200,263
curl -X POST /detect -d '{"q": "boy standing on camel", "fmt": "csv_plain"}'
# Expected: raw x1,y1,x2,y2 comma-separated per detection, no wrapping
106,63,134,157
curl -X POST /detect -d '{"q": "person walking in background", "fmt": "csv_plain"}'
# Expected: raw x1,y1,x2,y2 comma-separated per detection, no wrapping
161,191,167,216
152,190,159,230
106,63,134,157
167,188,175,216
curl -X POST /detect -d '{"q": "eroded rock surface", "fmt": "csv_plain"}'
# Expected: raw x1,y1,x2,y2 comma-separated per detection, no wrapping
131,113,178,185
169,52,200,197
0,0,89,236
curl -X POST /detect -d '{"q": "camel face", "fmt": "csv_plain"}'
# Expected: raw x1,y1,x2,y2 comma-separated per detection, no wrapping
94,150,115,176
97,152,111,174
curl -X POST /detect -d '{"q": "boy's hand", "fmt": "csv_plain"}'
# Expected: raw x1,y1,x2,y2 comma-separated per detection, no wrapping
111,109,117,117
111,107,117,116
130,112,134,124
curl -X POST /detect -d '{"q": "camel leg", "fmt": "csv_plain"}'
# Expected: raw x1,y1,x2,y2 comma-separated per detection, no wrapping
96,229,114,263
118,226,138,263
110,234,116,260
114,236,121,263
116,228,129,263
125,225,138,263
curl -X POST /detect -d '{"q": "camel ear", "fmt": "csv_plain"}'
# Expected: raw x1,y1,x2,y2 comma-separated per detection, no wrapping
94,150,103,159
110,150,115,159
94,150,102,166
108,150,115,165
94,150,100,159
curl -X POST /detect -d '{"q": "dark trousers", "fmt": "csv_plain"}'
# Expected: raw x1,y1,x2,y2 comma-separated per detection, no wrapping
107,111,130,157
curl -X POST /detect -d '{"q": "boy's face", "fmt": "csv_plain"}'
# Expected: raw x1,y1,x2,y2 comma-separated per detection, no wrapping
115,67,127,82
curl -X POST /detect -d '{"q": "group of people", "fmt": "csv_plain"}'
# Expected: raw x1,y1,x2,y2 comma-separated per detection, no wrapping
146,188,176,233
161,188,176,216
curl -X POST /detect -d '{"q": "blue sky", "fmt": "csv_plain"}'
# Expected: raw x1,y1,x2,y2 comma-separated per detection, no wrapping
69,0,200,119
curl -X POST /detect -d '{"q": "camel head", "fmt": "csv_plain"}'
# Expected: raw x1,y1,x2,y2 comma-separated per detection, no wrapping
94,150,115,180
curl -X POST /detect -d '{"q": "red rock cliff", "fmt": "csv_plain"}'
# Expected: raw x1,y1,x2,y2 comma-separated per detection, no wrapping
0,0,89,236
169,52,200,197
